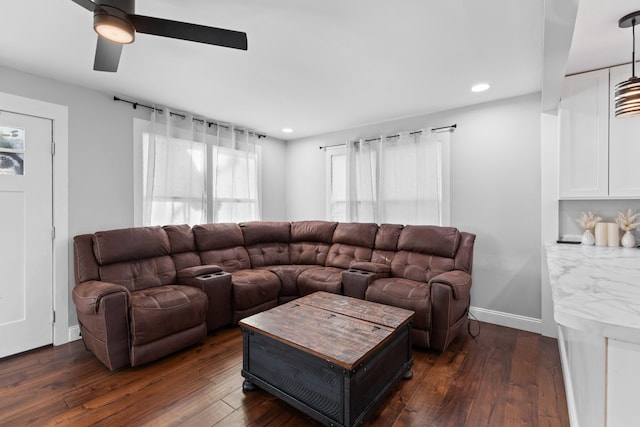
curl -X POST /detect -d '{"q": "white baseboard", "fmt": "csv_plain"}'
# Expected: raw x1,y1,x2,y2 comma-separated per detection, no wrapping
469,306,541,334
68,324,82,342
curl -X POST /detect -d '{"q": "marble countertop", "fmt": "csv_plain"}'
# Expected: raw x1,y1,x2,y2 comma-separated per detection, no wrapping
545,243,640,343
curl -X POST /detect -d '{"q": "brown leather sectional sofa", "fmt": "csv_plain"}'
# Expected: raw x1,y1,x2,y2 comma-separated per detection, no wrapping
73,221,475,370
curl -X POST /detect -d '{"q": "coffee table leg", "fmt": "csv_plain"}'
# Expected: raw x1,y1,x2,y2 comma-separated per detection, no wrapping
402,369,413,380
242,379,259,392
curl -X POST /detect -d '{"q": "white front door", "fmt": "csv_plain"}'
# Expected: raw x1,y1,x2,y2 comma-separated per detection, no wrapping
0,110,53,358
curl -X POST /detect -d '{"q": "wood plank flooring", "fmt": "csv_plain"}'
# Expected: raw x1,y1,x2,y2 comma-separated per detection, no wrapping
0,322,569,426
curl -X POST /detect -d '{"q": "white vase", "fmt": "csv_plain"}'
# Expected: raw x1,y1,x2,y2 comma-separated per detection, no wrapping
621,230,636,248
581,229,595,245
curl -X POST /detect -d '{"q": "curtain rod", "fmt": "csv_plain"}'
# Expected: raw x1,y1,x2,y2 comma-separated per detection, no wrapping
318,124,456,150
113,96,267,139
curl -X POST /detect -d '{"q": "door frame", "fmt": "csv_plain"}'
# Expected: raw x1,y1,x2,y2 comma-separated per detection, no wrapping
0,91,69,346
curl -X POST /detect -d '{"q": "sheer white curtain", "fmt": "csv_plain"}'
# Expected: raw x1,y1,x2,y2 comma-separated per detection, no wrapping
325,146,347,221
380,130,443,225
142,107,261,226
346,138,380,222
210,124,261,223
143,108,207,226
345,129,446,225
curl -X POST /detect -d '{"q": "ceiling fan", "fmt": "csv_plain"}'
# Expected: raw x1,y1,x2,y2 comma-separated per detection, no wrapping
71,0,248,72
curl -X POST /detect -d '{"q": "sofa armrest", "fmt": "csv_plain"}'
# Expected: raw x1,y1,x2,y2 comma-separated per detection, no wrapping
71,281,131,370
429,270,472,300
349,262,391,275
72,280,130,314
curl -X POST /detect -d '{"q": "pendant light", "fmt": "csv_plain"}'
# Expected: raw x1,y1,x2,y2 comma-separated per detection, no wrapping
614,11,640,118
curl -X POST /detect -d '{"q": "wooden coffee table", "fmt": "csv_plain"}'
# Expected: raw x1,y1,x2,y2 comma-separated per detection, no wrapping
239,291,414,427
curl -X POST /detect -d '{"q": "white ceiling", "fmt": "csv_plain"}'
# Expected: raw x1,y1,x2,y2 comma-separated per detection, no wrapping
0,0,637,139
567,0,639,75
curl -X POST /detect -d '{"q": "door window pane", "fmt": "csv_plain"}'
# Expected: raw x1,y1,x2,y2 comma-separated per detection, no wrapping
0,126,25,175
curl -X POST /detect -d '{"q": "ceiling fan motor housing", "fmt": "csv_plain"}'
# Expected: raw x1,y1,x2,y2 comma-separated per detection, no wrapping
95,0,134,14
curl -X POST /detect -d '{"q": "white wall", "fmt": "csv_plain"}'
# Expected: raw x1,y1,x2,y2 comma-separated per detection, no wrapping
261,136,287,221
0,65,287,328
0,62,542,332
286,93,543,322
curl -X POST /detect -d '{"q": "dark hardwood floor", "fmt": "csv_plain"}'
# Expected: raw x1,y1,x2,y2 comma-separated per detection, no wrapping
0,322,569,426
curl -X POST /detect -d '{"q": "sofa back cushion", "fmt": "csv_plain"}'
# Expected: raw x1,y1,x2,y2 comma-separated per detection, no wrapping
163,224,201,270
193,223,244,250
325,222,377,269
91,226,176,291
397,225,460,258
291,220,337,243
93,226,170,265
241,221,291,245
289,221,337,265
241,221,291,267
371,223,403,265
193,223,251,272
390,225,460,281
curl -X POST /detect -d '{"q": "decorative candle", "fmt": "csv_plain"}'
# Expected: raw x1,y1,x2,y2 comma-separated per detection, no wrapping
595,222,607,246
608,222,620,247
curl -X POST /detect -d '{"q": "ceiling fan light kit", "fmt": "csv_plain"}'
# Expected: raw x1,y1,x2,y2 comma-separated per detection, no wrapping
94,11,134,44
615,10,640,118
71,0,247,72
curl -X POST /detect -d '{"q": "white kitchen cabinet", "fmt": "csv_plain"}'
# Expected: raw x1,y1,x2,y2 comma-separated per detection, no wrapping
559,65,640,199
609,63,640,197
559,69,609,198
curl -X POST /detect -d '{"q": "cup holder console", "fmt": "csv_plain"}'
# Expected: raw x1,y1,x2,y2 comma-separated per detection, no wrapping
197,271,229,280
347,269,372,275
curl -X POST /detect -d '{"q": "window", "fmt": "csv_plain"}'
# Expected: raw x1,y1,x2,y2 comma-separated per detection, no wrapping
209,144,260,223
325,146,346,221
325,129,450,226
141,133,207,225
0,126,25,176
134,116,261,226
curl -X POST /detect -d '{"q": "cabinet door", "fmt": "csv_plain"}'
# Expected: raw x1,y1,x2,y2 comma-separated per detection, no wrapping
609,63,640,197
559,69,609,198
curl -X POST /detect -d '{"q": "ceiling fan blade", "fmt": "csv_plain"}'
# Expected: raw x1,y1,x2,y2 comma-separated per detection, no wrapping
71,0,97,12
93,36,123,72
131,15,248,51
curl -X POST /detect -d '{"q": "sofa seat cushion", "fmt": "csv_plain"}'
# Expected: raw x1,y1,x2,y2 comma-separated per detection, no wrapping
259,265,317,298
365,278,431,332
130,285,208,346
297,266,344,296
231,269,281,312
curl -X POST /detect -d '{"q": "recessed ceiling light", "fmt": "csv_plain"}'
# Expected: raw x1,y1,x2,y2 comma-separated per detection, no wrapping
471,83,490,93
282,128,293,133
